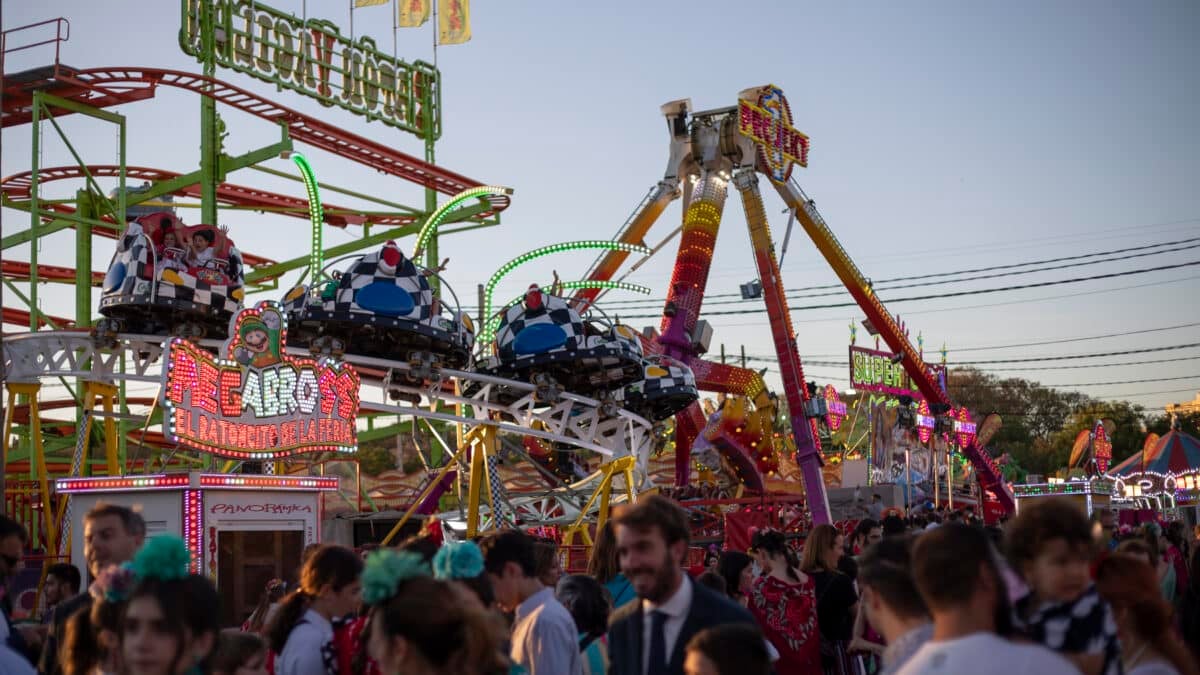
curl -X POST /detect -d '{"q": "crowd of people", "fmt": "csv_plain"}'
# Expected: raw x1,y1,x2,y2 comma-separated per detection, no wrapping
3,495,1200,675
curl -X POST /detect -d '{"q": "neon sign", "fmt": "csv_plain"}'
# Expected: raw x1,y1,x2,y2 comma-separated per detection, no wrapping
738,85,810,184
916,400,934,443
823,385,847,431
849,346,945,398
161,301,359,459
955,408,977,449
180,0,440,140
1093,421,1112,474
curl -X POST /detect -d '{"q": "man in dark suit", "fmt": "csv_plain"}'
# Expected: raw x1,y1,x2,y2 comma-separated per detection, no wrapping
607,495,761,675
40,503,144,675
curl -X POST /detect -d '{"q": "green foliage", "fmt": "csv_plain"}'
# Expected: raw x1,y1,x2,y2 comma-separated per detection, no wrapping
357,443,398,477
1146,411,1200,437
943,367,1160,477
1048,400,1147,471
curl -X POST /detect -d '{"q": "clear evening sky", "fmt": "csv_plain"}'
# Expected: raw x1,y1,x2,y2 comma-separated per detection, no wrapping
3,1,1199,412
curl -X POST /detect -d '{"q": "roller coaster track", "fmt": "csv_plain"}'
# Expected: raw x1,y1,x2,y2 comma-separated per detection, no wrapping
1,330,653,467
2,165,417,228
1,66,510,213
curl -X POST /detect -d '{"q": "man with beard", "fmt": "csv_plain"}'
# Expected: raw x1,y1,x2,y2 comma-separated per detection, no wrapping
608,496,758,675
481,529,582,675
39,503,145,675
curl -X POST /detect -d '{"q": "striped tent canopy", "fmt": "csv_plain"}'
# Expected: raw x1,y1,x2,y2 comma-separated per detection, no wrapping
1109,430,1200,477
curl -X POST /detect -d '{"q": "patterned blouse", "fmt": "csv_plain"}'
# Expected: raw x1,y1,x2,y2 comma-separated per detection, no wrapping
747,573,822,675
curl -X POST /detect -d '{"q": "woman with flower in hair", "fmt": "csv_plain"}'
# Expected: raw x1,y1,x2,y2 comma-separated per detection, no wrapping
364,548,508,675
267,545,362,675
63,563,135,675
433,540,496,610
117,535,221,675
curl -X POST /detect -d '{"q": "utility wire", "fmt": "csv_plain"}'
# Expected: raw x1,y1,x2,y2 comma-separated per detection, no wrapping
552,234,1200,308
747,321,1200,360
460,234,1200,311
606,260,1200,319
952,343,1200,365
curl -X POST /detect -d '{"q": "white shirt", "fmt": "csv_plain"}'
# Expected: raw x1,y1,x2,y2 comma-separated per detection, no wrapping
511,587,582,675
0,644,34,675
894,632,1076,675
640,575,694,675
275,609,333,675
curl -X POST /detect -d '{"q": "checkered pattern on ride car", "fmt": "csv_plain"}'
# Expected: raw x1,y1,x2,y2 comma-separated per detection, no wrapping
104,225,240,315
321,251,435,321
495,294,585,360
639,360,697,394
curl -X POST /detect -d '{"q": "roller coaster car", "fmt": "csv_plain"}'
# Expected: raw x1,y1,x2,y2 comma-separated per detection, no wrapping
97,213,245,337
622,354,698,421
474,286,644,400
282,241,474,369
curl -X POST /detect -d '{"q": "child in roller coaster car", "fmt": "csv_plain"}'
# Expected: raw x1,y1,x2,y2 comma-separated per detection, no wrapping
185,228,215,271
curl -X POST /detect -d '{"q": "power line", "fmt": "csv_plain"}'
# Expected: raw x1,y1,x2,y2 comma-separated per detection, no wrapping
947,374,1200,389
702,274,1200,329
950,343,1200,365
607,260,1200,319
461,234,1200,311
941,322,1200,353
976,356,1200,372
562,234,1200,308
743,321,1200,360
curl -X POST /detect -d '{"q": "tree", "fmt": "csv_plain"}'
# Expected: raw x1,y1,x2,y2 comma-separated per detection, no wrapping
1145,411,1200,437
1047,400,1147,473
357,442,398,476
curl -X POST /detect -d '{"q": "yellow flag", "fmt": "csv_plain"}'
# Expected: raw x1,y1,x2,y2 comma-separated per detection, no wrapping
398,0,431,27
438,0,471,45
355,0,388,7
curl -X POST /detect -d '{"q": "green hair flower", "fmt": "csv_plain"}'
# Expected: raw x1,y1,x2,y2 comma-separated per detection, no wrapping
362,549,430,606
130,535,191,582
433,541,484,580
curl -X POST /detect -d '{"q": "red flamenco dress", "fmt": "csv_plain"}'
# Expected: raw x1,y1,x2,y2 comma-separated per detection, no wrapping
747,573,821,675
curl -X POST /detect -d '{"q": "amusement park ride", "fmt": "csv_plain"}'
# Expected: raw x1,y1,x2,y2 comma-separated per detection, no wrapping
1,3,1014,602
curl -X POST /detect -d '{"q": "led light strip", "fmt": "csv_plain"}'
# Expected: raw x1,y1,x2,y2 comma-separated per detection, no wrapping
481,241,652,344
182,489,203,573
412,185,513,259
55,475,191,493
502,280,651,309
291,153,325,282
198,474,339,491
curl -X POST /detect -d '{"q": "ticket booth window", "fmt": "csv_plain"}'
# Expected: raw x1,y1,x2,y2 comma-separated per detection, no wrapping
218,530,303,627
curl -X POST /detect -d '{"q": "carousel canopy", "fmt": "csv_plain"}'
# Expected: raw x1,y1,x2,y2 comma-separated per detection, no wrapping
1109,430,1200,477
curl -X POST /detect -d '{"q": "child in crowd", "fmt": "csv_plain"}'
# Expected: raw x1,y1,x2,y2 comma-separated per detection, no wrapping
1006,498,1122,675
212,630,268,675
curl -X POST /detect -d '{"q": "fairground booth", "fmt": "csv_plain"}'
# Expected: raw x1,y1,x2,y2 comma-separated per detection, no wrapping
51,302,358,625
56,473,338,624
1108,429,1200,525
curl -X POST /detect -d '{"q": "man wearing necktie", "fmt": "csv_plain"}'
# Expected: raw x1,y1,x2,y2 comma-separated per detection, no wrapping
607,496,761,675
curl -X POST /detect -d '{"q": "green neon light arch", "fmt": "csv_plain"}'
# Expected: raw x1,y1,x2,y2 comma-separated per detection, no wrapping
412,185,513,259
503,280,651,308
291,153,325,282
481,240,651,344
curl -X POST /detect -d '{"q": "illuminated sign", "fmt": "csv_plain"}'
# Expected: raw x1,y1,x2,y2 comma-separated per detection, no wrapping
180,0,440,140
849,346,945,398
955,408,977,449
1093,421,1112,474
161,301,359,459
738,85,810,183
823,385,846,431
916,400,934,443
